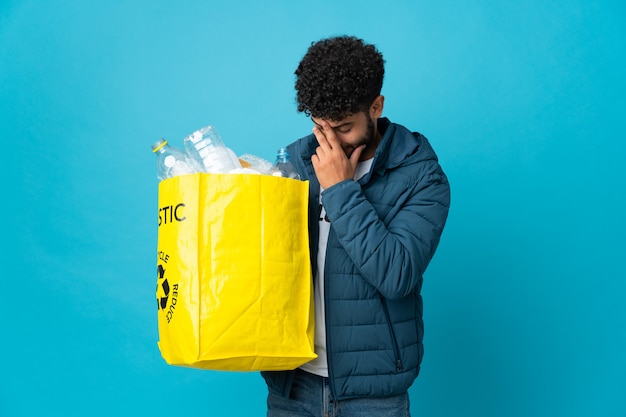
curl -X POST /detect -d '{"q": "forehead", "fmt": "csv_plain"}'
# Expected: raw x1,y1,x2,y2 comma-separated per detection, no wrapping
312,112,365,127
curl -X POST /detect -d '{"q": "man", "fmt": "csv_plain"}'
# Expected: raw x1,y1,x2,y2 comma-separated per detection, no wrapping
262,35,450,417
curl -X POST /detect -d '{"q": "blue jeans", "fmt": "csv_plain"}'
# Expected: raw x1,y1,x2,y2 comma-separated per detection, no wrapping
266,368,411,417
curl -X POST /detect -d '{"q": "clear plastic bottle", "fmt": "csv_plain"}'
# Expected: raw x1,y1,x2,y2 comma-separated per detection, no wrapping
270,148,301,180
151,138,197,181
183,125,241,173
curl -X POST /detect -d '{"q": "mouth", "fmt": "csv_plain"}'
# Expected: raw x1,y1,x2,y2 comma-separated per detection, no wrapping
343,143,367,157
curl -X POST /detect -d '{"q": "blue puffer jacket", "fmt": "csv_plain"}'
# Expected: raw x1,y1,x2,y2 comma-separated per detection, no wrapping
262,118,450,400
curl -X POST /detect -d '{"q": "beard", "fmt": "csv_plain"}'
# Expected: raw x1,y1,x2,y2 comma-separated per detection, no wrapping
360,115,376,147
344,115,376,159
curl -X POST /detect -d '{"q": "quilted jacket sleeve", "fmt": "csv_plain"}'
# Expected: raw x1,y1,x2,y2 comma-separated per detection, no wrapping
322,160,450,300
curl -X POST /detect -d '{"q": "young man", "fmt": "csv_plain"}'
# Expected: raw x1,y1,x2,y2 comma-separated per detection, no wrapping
262,36,451,417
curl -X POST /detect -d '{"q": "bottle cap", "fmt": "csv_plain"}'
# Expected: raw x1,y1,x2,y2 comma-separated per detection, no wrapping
151,138,168,153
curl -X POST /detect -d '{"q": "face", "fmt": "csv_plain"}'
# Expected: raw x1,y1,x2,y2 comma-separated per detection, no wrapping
311,112,376,158
311,96,385,160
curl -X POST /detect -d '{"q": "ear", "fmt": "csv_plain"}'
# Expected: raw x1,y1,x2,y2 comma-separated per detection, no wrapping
370,95,385,119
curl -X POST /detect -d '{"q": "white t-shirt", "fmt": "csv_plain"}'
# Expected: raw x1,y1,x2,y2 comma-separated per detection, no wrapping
300,158,374,377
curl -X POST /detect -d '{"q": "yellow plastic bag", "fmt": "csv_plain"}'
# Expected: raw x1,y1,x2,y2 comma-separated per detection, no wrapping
155,173,316,371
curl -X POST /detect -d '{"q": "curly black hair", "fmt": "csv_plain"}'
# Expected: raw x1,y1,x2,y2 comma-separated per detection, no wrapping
294,35,385,121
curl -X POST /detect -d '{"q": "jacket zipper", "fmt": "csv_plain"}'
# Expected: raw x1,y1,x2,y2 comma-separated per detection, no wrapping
325,231,337,399
380,294,403,372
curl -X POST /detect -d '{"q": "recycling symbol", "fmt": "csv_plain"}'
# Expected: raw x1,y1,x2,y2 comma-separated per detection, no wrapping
157,264,170,310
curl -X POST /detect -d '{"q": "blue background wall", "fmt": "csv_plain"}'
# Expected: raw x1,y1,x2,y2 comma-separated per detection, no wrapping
1,1,624,416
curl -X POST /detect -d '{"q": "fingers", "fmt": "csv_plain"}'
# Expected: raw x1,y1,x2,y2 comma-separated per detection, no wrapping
312,126,327,149
312,129,327,162
319,120,341,148
313,121,341,152
311,153,320,167
349,144,367,167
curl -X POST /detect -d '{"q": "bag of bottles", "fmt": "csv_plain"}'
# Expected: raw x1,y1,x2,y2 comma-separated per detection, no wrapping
152,125,302,180
154,172,315,371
